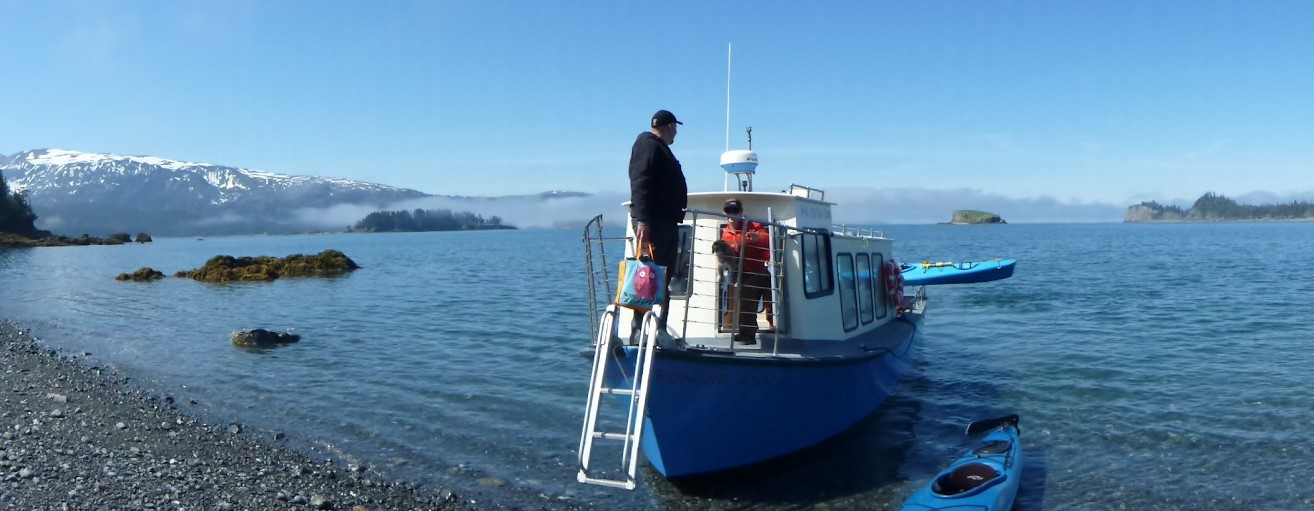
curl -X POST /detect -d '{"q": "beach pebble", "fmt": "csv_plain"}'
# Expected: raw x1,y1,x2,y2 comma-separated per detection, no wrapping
309,495,334,509
477,477,507,488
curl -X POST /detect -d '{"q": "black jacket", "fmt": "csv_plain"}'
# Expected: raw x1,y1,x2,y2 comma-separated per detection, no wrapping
628,132,688,224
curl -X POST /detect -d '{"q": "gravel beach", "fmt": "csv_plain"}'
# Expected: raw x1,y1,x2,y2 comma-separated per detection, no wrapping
0,320,581,511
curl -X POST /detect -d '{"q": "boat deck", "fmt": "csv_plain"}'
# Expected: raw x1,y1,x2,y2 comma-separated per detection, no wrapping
667,308,922,359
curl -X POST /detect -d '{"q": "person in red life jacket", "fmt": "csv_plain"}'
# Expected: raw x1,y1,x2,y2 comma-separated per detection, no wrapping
720,198,771,345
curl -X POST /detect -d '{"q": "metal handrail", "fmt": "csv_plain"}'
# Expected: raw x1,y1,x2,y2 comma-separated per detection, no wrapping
584,209,820,348
832,224,886,239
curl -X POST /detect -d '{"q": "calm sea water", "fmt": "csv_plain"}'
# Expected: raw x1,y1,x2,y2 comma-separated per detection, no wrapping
3,222,1314,510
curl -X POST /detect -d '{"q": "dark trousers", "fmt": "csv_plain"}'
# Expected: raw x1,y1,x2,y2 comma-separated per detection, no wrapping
633,221,679,335
724,271,770,339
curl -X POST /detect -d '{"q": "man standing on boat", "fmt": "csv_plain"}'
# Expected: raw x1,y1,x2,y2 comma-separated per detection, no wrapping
628,109,688,325
720,198,771,345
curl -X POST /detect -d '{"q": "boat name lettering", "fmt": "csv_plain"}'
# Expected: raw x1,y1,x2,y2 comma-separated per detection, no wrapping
799,204,831,222
650,370,779,386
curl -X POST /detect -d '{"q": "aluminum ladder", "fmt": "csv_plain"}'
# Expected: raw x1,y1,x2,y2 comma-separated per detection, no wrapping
577,304,660,490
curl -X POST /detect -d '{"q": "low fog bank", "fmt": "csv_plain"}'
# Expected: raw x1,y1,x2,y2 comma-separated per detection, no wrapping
279,186,1314,235
286,188,1132,233
292,193,633,232
825,187,1125,224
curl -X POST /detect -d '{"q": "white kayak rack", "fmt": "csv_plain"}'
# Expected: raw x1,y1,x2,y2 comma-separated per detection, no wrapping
576,304,660,490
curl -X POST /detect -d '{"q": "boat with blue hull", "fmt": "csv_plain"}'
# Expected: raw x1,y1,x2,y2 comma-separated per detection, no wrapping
615,314,919,476
899,415,1023,511
575,135,1013,489
900,259,1016,287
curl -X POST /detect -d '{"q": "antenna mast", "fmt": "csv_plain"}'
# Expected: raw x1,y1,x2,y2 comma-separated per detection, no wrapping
719,43,758,192
725,43,732,152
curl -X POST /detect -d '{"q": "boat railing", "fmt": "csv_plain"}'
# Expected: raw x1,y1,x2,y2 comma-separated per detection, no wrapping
788,183,825,201
670,208,795,345
581,215,628,343
832,224,886,239
584,209,807,348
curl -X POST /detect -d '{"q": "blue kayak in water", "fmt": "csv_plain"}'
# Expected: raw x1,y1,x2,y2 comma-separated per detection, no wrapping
900,259,1016,286
899,415,1023,511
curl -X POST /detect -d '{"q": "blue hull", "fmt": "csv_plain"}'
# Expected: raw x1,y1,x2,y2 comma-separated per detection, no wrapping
605,318,918,477
900,259,1016,286
900,416,1023,511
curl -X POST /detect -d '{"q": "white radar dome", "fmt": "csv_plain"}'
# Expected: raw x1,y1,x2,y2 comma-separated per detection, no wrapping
720,150,758,174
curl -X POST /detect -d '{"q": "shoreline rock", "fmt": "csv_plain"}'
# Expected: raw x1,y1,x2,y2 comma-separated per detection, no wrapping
231,328,301,348
0,320,492,510
115,267,166,282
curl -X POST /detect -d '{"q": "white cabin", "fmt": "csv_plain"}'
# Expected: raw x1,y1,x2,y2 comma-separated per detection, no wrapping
616,185,904,349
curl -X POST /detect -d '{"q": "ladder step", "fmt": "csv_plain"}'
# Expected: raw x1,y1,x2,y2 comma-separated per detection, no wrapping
600,387,635,396
591,431,634,441
577,473,637,490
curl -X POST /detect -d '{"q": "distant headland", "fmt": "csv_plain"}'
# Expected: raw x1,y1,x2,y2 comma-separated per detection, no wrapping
946,210,1007,225
1125,192,1314,222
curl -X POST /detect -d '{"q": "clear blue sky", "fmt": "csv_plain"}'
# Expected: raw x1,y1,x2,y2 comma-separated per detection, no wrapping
3,1,1311,222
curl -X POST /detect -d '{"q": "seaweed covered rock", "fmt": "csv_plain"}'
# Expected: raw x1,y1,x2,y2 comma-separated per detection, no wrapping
135,232,153,243
176,249,360,283
116,267,166,282
231,328,301,348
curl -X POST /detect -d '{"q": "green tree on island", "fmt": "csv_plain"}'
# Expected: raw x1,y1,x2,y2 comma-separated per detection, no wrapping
0,171,41,236
353,208,512,232
1130,192,1314,222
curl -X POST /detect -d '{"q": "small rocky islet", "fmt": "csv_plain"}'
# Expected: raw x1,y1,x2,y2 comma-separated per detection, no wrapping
114,249,360,283
948,210,1007,225
175,250,360,283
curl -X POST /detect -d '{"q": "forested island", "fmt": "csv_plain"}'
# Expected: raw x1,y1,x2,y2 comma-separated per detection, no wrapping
352,208,515,232
948,210,1006,225
1125,192,1314,222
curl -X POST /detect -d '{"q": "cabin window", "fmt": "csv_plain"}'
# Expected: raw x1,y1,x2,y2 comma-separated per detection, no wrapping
875,253,889,318
856,253,874,324
667,225,694,298
837,254,858,331
800,232,833,298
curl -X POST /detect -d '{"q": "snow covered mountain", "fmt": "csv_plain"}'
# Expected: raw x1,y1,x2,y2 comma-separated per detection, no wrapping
0,149,431,236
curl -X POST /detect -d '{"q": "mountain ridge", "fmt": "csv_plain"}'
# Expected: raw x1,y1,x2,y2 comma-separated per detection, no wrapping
0,148,587,236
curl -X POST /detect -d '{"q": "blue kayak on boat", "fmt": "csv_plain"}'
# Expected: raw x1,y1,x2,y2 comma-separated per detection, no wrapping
899,414,1023,511
900,259,1016,286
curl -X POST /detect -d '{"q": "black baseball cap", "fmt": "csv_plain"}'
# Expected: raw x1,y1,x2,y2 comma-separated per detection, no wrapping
723,198,742,213
651,110,683,127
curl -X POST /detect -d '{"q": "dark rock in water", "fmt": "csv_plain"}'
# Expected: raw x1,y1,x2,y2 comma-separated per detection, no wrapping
135,232,153,243
231,328,301,348
106,232,132,244
115,267,166,282
176,249,360,283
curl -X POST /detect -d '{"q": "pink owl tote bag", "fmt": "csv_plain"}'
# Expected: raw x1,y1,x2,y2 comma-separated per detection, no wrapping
615,243,666,311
